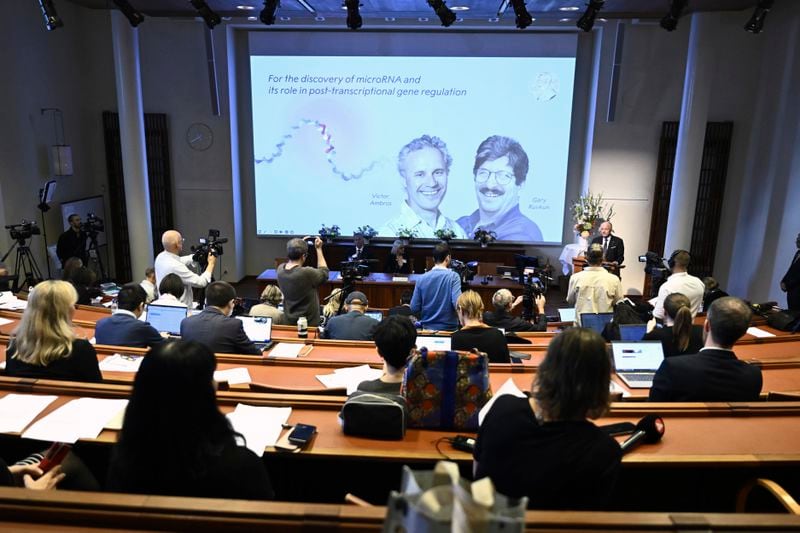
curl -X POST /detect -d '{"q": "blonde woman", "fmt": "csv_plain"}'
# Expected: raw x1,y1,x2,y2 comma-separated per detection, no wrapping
450,290,510,363
321,288,344,326
6,280,101,383
249,285,286,325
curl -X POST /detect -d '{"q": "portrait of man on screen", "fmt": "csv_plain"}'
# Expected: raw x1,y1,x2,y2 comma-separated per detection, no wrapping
457,135,543,242
379,135,467,239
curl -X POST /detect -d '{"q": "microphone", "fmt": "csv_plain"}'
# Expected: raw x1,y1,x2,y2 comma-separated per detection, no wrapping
619,414,665,454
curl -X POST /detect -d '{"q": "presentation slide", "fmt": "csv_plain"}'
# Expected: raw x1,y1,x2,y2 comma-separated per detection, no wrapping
250,54,575,243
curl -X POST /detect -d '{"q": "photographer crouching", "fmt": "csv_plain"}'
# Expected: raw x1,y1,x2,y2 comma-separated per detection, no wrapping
484,287,548,332
154,229,217,308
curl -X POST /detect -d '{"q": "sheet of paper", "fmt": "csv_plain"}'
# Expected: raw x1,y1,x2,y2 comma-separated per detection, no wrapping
316,364,383,394
22,398,128,443
0,296,27,310
746,327,775,338
98,354,143,372
478,378,526,426
267,343,306,359
0,317,13,326
214,367,252,385
0,394,58,433
226,404,292,456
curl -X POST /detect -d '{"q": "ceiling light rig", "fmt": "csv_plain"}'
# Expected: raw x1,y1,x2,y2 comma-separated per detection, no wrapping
744,0,775,34
660,0,687,31
259,0,279,25
509,0,533,29
344,0,362,30
428,0,457,27
189,0,221,29
112,0,145,27
38,0,64,31
576,0,605,32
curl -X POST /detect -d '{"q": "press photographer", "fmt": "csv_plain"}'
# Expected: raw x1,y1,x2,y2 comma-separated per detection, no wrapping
56,213,87,268
154,229,217,308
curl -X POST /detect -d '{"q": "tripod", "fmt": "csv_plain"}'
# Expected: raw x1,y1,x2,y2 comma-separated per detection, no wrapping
0,239,43,292
86,231,107,282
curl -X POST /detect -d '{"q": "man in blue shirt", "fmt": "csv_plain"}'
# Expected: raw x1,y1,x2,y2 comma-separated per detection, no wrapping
410,242,461,331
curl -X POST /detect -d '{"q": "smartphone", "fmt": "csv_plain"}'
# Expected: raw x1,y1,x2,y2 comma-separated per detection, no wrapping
39,442,72,473
288,423,317,446
599,422,636,437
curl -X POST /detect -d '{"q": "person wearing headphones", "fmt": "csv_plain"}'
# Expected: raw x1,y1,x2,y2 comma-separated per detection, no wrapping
651,250,704,321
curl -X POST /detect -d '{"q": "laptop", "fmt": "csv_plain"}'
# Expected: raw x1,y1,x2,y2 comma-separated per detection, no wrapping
619,323,647,341
416,336,452,351
611,341,665,389
364,311,383,322
146,304,189,336
580,312,614,334
236,316,274,351
557,308,576,323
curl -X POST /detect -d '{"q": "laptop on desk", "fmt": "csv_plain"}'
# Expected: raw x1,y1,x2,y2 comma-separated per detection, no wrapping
146,304,188,336
611,341,665,389
619,323,647,341
364,311,383,322
557,308,576,323
237,316,274,351
580,312,614,334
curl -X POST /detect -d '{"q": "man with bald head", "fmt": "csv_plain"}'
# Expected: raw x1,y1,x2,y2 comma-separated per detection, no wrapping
590,221,624,266
154,230,216,307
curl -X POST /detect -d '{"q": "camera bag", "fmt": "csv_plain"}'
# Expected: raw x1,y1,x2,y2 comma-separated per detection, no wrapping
767,310,800,332
341,391,407,440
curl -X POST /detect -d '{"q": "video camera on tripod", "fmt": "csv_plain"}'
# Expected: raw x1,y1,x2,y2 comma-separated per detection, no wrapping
639,251,670,297
80,213,104,236
191,229,228,267
339,259,370,281
5,220,41,242
449,259,478,290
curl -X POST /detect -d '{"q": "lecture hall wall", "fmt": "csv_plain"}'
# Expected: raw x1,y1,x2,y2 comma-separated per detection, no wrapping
1,1,798,303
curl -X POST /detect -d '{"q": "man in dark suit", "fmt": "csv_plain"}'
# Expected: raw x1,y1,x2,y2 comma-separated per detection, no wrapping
56,213,89,268
95,284,164,348
347,233,371,262
180,281,262,355
780,233,800,311
321,291,379,341
649,297,762,402
591,221,624,266
388,290,415,321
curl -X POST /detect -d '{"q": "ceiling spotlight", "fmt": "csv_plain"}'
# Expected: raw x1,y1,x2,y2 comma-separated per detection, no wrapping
427,0,456,27
744,0,775,34
659,0,687,31
509,0,532,29
189,0,221,29
259,0,279,25
576,0,605,32
112,0,144,27
344,0,362,30
38,0,64,31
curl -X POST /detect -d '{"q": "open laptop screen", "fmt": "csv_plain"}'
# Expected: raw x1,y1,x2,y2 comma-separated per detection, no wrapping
236,316,273,342
416,336,452,351
619,323,647,341
611,341,665,372
364,311,383,322
580,312,614,334
146,304,188,335
557,308,576,322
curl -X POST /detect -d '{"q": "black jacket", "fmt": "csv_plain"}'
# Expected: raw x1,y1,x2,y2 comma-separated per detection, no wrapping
591,234,624,265
180,307,261,355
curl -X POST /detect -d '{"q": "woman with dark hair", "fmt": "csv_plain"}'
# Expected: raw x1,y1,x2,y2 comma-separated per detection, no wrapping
150,273,186,307
644,292,703,357
474,328,621,509
107,340,274,499
67,265,102,305
702,277,728,312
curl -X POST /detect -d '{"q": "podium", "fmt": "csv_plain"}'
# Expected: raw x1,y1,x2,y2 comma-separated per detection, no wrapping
572,256,624,277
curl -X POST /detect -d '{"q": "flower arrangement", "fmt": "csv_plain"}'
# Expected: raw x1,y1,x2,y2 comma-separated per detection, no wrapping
396,226,419,240
434,228,457,241
572,192,614,237
355,225,378,240
318,224,340,241
473,227,497,247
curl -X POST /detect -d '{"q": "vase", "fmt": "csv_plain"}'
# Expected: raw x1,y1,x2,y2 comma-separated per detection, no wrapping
480,241,488,248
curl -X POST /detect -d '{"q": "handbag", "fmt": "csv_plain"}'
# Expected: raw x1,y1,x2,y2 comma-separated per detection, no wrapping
340,391,407,440
383,461,527,533
767,310,800,332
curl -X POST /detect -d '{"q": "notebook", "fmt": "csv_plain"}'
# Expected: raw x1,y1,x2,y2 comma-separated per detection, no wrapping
146,304,188,336
416,336,452,351
364,311,383,322
619,323,647,341
580,312,614,334
557,308,576,323
611,341,665,389
237,316,274,351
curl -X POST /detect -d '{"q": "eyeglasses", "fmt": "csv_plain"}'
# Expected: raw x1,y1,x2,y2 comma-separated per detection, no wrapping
475,169,515,185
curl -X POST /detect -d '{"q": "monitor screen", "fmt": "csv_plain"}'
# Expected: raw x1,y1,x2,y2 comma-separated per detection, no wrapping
237,316,273,342
611,341,665,372
619,323,647,341
557,308,576,322
416,336,452,351
364,311,383,321
146,304,188,335
580,312,614,334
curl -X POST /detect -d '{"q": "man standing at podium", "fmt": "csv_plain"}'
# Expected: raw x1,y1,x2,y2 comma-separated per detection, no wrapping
591,221,624,266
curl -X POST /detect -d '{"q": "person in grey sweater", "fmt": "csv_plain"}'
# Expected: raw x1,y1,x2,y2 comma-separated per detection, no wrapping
276,236,329,326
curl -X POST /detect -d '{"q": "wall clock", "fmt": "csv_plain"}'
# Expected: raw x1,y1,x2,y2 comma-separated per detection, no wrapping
186,122,213,151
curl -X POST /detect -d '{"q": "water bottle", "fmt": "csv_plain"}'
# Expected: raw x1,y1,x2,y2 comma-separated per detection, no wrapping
297,316,308,339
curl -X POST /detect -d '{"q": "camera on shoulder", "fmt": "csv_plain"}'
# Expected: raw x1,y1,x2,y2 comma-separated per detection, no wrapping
191,228,228,266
